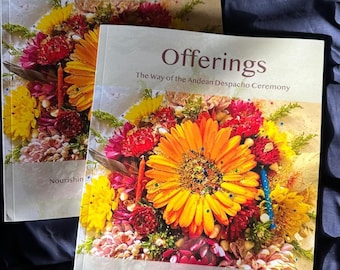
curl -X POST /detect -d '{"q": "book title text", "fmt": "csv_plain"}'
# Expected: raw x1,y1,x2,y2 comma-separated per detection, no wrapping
161,48,267,78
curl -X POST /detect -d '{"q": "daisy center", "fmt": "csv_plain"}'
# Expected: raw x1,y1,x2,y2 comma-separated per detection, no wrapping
178,149,223,195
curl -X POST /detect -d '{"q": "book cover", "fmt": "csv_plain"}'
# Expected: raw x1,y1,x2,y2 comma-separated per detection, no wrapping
74,25,324,269
1,0,223,221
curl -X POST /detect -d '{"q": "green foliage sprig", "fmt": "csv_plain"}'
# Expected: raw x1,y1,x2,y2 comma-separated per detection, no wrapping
2,23,36,39
142,88,153,99
93,2,113,24
76,237,95,254
2,41,22,56
5,145,22,164
90,127,108,145
182,96,203,119
2,73,15,79
291,240,314,261
51,0,63,8
141,230,176,260
92,110,123,128
176,0,204,19
290,133,317,154
69,134,89,159
246,220,274,253
268,102,303,122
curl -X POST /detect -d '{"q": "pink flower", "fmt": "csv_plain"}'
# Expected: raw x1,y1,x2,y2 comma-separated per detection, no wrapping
237,243,296,269
162,236,234,266
37,108,57,127
112,204,132,224
108,171,136,191
104,122,134,160
20,32,47,69
27,81,57,101
91,221,141,258
222,100,263,138
19,133,71,162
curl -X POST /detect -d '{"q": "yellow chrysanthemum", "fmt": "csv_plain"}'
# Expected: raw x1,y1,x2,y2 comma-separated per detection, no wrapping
124,95,164,125
80,175,118,234
3,85,40,141
270,184,310,241
36,4,73,34
260,120,295,160
146,118,260,237
64,27,99,116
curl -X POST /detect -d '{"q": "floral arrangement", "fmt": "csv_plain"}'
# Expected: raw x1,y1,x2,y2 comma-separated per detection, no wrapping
78,89,318,269
2,0,209,164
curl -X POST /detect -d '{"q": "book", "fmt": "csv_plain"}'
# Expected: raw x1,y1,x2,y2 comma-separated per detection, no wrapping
1,0,223,221
74,25,325,269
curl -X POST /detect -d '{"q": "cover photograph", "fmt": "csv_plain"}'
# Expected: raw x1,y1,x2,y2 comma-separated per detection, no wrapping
74,25,325,269
1,0,223,221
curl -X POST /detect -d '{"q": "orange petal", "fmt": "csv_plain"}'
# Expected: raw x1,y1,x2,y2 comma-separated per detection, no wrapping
202,196,215,236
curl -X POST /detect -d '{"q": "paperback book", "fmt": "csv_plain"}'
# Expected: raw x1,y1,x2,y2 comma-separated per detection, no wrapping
74,25,325,269
1,0,223,221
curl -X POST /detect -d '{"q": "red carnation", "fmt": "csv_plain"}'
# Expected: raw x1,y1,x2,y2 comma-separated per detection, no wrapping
222,100,263,138
130,206,158,236
66,14,89,37
37,35,74,65
110,3,172,28
122,127,159,157
152,107,177,130
225,201,260,242
136,3,172,27
251,137,280,165
54,110,84,139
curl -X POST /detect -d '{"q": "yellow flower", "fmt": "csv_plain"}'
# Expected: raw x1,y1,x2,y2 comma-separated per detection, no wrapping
64,28,99,116
146,118,259,237
3,85,40,141
270,184,310,241
80,175,118,234
260,120,295,160
124,95,164,125
36,4,73,34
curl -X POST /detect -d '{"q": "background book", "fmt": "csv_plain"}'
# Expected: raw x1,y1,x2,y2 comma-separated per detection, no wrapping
74,25,324,269
1,0,223,222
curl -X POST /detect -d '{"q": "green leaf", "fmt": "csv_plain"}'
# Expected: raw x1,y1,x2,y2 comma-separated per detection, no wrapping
2,73,15,79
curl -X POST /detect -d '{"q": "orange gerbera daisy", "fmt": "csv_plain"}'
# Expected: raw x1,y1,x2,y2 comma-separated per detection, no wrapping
146,118,260,238
64,27,99,116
